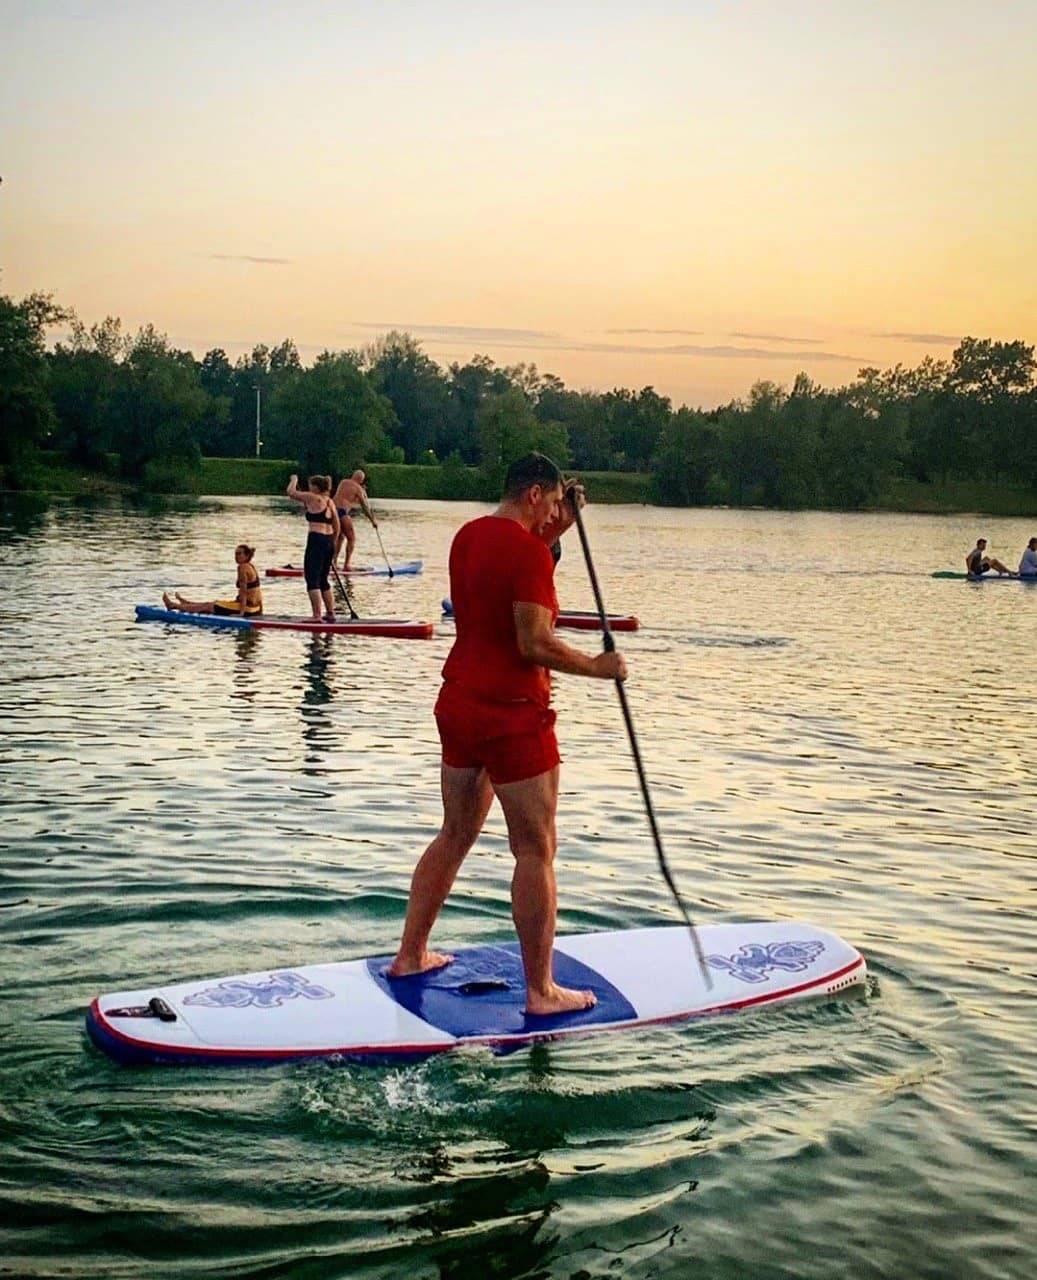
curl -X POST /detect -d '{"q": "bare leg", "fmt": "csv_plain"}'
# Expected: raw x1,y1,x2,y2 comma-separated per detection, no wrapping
494,767,596,1015
306,587,323,620
389,764,494,976
165,592,215,614
341,517,356,569
990,558,1013,575
321,586,335,620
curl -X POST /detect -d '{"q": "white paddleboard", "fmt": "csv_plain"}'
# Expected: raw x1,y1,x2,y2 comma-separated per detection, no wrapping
86,922,866,1066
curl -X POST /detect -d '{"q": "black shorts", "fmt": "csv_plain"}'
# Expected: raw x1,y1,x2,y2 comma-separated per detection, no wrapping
304,532,335,591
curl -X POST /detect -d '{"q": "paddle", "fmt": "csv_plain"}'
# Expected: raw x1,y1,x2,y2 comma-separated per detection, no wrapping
330,560,360,620
372,522,394,579
567,487,713,991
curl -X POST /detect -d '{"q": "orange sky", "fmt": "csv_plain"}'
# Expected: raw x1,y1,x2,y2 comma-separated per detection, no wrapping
4,1,1035,406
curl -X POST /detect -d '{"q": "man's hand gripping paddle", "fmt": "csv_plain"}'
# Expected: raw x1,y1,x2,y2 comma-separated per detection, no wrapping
567,485,713,990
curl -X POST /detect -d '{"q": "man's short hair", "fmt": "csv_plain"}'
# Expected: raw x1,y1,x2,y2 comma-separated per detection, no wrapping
503,452,562,499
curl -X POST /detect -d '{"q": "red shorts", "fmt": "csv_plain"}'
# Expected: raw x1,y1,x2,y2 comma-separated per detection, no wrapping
435,683,559,785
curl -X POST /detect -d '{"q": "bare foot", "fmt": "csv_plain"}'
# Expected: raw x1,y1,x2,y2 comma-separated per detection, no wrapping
162,592,175,610
525,984,597,1016
386,951,454,978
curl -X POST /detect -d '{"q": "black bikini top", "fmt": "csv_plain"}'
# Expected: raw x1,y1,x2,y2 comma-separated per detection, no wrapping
305,505,332,523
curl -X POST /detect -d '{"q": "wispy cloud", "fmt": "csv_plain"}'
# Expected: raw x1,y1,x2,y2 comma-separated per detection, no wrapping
355,322,560,343
209,253,292,265
729,331,817,344
574,342,864,362
348,320,863,363
875,331,959,344
605,327,702,336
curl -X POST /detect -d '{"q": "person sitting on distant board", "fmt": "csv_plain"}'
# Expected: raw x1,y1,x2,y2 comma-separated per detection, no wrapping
162,544,263,616
1019,537,1037,577
966,538,1012,577
333,470,378,571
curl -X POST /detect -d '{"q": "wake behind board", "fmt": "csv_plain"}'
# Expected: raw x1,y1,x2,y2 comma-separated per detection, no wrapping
135,605,434,639
441,598,640,632
265,560,423,578
86,922,866,1067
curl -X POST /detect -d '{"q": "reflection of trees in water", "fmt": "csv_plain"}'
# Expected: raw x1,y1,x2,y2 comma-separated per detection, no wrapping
0,492,51,542
301,635,336,773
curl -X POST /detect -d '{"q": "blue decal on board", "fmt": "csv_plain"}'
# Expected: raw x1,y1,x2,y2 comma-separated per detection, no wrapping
368,945,636,1038
183,971,334,1010
707,940,825,984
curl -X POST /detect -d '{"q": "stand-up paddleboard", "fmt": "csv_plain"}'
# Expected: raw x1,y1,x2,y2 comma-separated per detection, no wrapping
265,560,423,579
931,571,1037,582
135,605,434,640
441,598,640,632
86,922,866,1067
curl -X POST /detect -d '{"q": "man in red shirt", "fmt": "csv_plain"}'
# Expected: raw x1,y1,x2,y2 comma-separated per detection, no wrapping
389,453,628,1014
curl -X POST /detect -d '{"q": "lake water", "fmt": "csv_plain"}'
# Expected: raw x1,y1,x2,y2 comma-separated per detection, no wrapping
1,494,1035,1279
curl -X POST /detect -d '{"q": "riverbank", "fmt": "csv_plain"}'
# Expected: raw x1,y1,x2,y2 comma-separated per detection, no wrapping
6,455,1037,516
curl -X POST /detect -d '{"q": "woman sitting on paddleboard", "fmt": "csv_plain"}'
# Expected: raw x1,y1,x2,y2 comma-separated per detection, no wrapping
286,473,340,621
163,544,263,616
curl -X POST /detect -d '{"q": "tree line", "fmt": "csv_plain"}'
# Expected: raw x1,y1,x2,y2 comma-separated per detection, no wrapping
2,288,1035,506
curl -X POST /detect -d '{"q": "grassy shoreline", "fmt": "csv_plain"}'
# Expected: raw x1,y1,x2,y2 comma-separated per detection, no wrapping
7,456,1037,516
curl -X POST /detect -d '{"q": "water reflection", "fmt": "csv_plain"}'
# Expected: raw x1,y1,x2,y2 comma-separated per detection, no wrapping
0,492,51,541
300,635,337,771
231,629,262,700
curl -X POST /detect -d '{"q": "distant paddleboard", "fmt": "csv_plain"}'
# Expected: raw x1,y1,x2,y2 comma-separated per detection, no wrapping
931,571,1037,582
86,922,866,1067
441,599,640,632
135,605,434,639
265,561,423,578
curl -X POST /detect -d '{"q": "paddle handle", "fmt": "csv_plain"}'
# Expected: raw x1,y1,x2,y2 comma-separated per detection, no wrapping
568,492,713,990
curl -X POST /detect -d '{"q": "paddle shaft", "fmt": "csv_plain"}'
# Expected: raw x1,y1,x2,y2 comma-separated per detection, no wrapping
372,522,394,578
569,496,713,990
330,560,360,620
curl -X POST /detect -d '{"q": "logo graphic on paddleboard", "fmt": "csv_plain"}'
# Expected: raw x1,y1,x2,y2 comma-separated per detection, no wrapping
706,940,825,984
183,971,334,1010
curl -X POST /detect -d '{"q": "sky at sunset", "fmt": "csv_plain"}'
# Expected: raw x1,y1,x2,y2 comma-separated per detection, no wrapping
4,0,1035,407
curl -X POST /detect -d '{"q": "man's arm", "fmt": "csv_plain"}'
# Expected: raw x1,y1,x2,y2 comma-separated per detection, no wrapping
358,492,377,526
514,602,626,680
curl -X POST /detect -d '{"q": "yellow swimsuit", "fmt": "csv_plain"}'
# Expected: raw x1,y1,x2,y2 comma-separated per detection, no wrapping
213,571,263,616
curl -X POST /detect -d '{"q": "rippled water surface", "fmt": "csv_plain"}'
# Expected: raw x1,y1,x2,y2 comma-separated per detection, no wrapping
1,494,1035,1279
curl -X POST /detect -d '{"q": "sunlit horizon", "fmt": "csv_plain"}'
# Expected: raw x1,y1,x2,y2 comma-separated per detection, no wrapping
4,0,1035,408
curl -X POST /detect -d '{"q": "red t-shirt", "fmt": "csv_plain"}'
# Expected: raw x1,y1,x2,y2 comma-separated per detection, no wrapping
442,515,558,708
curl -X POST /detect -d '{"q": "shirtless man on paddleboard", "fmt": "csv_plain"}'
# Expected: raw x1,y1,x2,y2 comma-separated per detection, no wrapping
389,452,627,1015
332,470,377,570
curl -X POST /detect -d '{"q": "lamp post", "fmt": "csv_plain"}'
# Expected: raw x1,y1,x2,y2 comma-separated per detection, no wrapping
254,385,262,457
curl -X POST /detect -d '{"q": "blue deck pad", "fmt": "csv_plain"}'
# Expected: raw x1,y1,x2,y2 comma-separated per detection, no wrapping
368,944,637,1038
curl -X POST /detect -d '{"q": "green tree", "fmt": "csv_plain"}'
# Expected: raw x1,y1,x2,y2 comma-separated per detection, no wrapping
108,326,208,482
477,387,569,493
0,291,67,480
366,331,452,462
447,355,512,463
273,351,392,477
651,407,719,505
48,315,127,467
